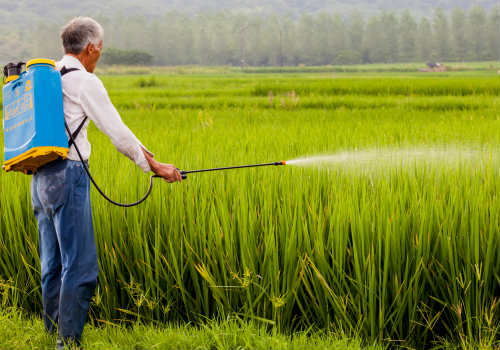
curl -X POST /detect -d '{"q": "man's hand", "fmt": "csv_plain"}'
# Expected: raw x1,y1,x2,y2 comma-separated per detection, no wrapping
142,148,182,183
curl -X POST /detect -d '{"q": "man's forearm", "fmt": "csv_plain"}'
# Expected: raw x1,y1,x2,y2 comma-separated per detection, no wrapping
141,147,159,172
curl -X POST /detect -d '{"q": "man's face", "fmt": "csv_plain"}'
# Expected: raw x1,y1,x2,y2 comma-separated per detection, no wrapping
85,40,103,73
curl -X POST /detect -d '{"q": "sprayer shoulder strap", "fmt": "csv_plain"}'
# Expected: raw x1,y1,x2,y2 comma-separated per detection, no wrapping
66,117,88,148
60,66,87,148
60,66,80,76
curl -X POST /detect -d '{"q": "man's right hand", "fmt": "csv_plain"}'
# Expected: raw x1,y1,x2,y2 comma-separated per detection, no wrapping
142,148,182,183
152,162,182,182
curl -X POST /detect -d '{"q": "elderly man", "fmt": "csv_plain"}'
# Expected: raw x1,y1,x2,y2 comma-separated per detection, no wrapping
30,17,181,348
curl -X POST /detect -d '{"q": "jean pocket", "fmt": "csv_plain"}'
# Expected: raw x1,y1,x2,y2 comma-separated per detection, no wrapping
73,161,88,189
36,165,68,211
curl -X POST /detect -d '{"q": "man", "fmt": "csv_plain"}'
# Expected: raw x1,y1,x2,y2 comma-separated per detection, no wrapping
30,17,182,349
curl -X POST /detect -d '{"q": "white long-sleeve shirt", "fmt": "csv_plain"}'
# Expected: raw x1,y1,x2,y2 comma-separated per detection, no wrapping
56,55,151,172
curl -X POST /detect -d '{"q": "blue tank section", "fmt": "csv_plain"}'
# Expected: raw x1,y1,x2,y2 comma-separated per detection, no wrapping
2,60,68,173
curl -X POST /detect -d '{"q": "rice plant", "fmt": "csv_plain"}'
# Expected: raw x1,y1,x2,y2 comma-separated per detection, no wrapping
1,71,499,349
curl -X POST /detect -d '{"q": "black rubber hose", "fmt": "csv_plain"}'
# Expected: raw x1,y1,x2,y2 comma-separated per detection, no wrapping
65,122,159,207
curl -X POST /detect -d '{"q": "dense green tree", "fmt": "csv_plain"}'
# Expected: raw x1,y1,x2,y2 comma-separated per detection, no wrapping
295,14,316,65
399,10,417,62
362,15,384,63
330,14,347,60
280,16,298,66
487,6,500,60
466,6,488,60
264,16,284,66
416,17,433,61
146,20,167,65
150,12,183,65
381,12,399,62
100,48,153,65
246,16,270,65
180,14,196,65
2,0,500,30
316,13,335,65
210,13,235,65
347,11,364,54
451,8,467,61
192,15,213,65
432,8,451,61
2,7,498,66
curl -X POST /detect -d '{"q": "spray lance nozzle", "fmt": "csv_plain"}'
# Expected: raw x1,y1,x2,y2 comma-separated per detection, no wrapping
172,160,287,179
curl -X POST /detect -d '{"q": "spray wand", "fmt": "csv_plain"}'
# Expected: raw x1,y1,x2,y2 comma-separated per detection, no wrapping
172,160,287,179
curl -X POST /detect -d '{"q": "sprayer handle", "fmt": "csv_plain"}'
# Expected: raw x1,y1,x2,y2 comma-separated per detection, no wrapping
177,169,187,180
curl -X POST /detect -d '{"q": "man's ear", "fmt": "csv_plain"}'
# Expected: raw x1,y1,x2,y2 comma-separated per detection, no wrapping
84,43,96,55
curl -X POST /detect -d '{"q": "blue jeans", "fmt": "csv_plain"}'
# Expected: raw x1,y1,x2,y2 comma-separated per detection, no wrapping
31,159,98,344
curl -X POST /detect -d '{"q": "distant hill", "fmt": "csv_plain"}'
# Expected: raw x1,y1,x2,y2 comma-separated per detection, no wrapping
0,0,498,28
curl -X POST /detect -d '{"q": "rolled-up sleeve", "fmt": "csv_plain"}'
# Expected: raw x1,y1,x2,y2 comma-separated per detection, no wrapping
79,75,151,172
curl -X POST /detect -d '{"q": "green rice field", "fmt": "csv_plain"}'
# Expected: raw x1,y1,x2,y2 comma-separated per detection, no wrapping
1,67,500,349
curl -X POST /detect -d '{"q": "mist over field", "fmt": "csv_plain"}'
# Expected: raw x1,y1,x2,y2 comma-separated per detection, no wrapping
1,0,498,23
1,0,499,66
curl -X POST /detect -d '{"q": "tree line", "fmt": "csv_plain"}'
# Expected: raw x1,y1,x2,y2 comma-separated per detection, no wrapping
18,6,500,66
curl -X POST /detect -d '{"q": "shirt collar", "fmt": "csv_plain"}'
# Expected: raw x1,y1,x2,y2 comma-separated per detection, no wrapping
58,55,87,72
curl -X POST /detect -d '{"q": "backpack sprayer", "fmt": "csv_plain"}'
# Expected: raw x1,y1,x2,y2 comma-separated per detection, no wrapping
2,58,286,207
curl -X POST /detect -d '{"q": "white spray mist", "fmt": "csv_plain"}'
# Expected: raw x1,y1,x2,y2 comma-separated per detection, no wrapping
286,146,491,170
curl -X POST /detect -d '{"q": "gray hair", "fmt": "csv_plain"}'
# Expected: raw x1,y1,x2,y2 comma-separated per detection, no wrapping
61,17,104,54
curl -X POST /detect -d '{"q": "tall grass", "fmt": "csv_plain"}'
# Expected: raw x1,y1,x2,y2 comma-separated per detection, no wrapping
0,307,382,350
1,72,499,348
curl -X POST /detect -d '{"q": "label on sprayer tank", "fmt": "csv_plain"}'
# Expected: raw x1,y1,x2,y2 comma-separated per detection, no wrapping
3,79,36,154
